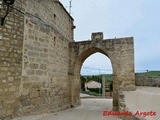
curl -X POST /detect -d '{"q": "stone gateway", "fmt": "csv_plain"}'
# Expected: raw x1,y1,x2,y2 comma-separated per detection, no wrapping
69,34,135,110
0,0,136,119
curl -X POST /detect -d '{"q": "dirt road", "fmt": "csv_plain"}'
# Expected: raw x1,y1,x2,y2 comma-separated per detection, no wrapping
13,98,121,120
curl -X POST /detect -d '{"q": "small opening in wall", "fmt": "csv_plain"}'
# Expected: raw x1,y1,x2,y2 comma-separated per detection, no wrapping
0,35,2,39
54,14,56,23
54,14,56,19
0,1,2,8
54,36,56,46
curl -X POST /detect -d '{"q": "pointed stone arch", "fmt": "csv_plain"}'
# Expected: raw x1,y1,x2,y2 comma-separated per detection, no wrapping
69,34,136,110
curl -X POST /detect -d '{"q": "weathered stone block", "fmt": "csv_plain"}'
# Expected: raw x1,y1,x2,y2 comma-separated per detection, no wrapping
91,32,103,41
29,63,39,69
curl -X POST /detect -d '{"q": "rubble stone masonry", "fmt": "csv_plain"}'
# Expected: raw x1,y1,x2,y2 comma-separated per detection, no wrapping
135,75,160,87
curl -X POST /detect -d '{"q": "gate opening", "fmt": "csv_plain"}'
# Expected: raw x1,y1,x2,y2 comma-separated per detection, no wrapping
80,53,113,99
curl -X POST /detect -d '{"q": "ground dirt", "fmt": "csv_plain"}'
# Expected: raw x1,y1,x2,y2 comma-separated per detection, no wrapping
13,98,121,120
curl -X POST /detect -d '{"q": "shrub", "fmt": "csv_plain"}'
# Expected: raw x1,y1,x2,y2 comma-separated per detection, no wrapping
88,88,102,94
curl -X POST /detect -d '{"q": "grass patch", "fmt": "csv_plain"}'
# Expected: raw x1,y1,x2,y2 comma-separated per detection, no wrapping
136,71,160,76
81,91,101,96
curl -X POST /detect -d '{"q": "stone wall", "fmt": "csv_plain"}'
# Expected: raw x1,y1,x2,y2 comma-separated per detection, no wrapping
0,1,24,119
0,0,74,119
0,0,136,119
69,36,136,111
119,91,142,120
135,75,160,87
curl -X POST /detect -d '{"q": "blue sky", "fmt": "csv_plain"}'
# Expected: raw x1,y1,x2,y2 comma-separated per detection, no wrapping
60,0,160,75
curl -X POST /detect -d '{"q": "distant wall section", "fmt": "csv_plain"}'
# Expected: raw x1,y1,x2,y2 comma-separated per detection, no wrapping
135,75,160,87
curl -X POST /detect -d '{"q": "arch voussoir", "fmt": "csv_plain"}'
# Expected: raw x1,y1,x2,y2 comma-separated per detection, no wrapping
69,33,135,110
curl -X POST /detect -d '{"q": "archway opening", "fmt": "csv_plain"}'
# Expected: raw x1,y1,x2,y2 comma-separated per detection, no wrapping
70,37,136,112
80,52,113,98
71,47,119,111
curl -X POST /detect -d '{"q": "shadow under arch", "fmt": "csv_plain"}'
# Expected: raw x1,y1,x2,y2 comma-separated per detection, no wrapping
72,47,118,110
